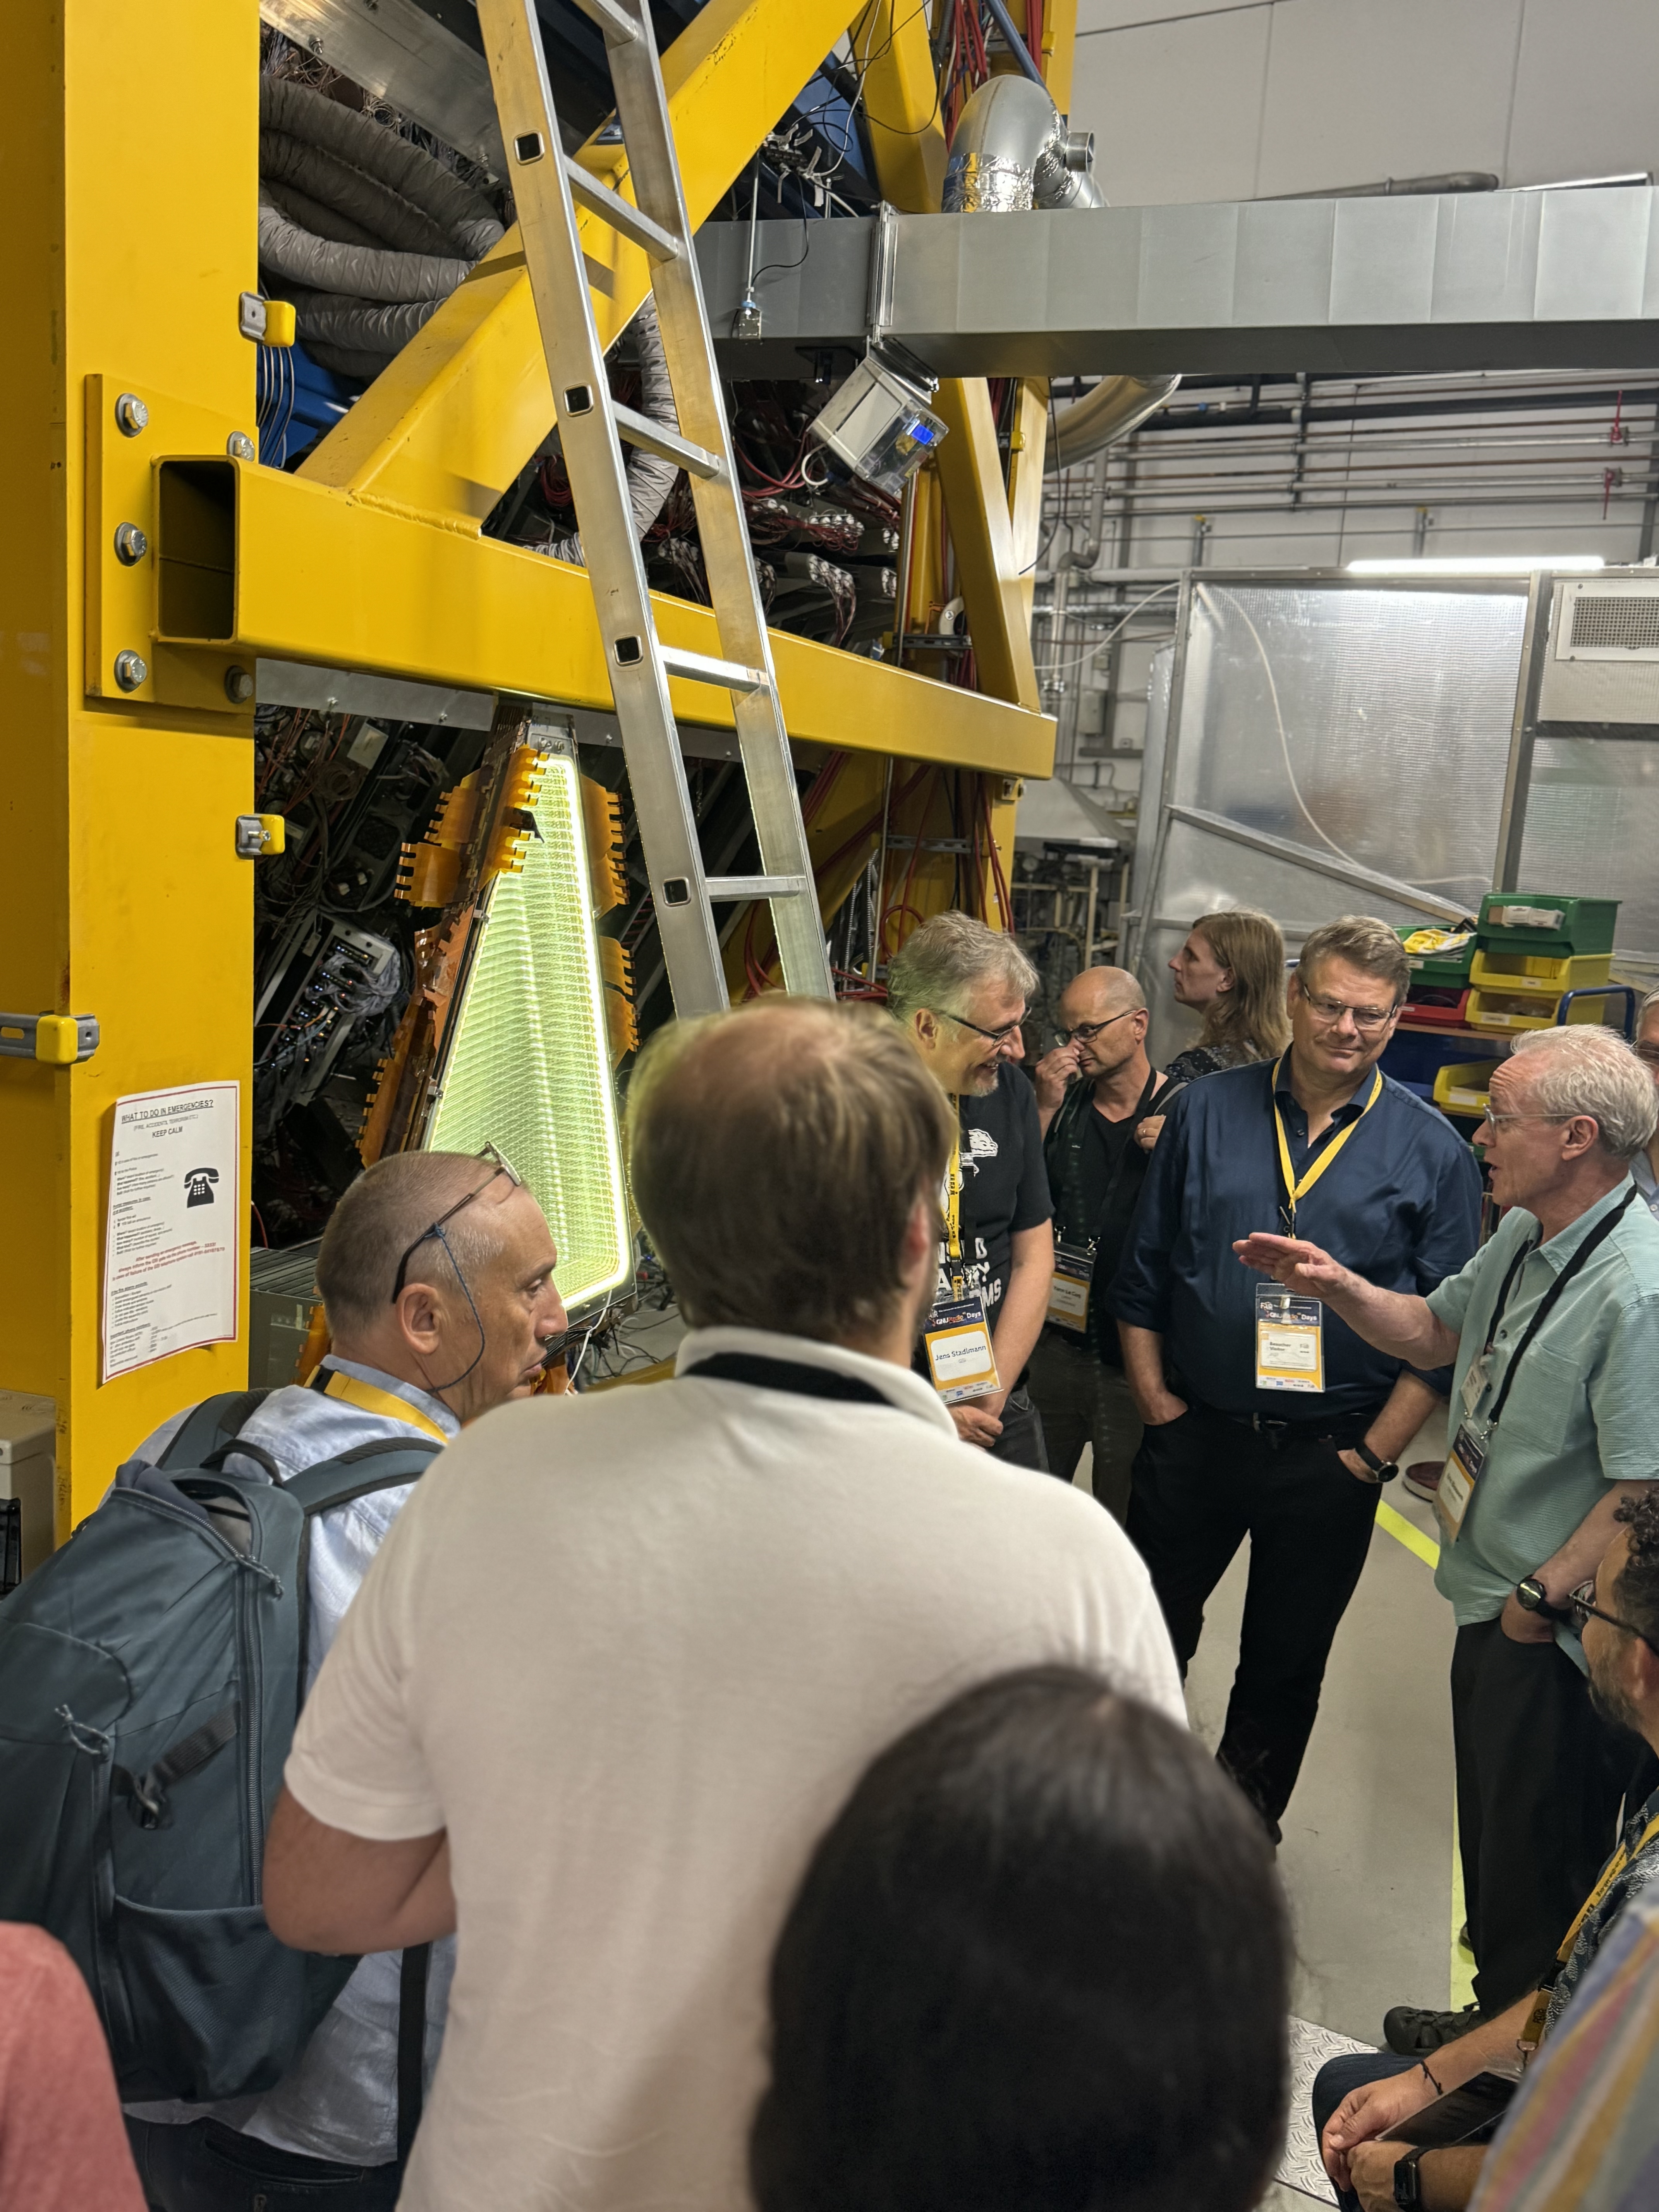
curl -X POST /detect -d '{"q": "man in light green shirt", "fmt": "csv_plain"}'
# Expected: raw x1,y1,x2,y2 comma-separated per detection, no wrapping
1235,1024,1659,2054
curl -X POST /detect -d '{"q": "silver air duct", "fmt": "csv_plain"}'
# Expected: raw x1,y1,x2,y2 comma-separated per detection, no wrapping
942,77,1180,471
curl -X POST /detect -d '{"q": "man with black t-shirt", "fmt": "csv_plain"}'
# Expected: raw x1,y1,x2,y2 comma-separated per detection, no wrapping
1028,966,1182,1520
887,914,1054,1470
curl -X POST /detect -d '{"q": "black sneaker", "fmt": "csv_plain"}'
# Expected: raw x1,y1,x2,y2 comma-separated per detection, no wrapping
1382,2001,1483,2056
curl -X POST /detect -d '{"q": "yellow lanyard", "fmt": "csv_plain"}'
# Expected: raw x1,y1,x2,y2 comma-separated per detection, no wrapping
1556,1811,1659,1963
1272,1057,1383,1236
944,1124,965,1296
323,1368,451,1447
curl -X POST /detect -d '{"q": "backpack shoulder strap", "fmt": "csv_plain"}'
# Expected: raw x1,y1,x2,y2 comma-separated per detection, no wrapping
156,1390,274,1473
283,1435,444,1516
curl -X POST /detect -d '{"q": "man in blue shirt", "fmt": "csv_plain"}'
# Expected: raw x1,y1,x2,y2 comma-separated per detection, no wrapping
1108,915,1481,1839
1240,1021,1659,2050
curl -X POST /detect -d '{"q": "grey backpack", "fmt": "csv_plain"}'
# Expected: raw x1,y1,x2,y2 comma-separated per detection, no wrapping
0,1388,441,2104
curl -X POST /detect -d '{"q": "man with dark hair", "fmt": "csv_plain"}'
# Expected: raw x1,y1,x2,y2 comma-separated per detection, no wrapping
261,1000,1183,2212
1313,1489,1659,2212
123,1149,567,2212
1108,915,1482,1839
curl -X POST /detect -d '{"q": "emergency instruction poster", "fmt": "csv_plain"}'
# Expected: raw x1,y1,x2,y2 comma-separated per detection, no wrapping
102,1082,240,1382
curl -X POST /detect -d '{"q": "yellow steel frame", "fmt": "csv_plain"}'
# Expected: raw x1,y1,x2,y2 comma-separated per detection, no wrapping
5,0,1065,1530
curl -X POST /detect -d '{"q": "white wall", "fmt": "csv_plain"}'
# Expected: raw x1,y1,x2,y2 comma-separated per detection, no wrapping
1072,0,1659,206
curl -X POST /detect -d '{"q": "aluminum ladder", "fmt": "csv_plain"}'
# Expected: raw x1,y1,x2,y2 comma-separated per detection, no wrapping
474,0,834,1014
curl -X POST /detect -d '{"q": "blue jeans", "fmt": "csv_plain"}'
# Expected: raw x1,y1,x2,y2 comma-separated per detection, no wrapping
127,2118,405,2211
1310,2053,1419,2212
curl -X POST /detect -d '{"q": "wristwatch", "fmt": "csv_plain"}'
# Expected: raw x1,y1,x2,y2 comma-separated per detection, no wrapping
1393,2145,1429,2208
1516,1576,1568,1621
1353,1440,1399,1483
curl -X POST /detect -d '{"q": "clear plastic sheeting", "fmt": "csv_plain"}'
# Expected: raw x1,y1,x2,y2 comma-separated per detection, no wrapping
1521,739,1659,983
1133,581,1530,1065
426,753,632,1312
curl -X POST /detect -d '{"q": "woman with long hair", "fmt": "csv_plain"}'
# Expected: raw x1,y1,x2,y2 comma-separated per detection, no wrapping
1137,909,1291,1149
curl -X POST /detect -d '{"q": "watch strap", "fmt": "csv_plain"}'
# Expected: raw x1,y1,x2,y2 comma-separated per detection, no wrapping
1354,1440,1399,1481
1394,2143,1428,2209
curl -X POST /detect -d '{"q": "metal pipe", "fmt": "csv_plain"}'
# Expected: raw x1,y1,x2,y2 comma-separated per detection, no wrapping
942,77,1181,473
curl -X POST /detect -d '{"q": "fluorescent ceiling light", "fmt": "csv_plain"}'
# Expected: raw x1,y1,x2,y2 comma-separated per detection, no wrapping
426,747,632,1313
1345,555,1606,574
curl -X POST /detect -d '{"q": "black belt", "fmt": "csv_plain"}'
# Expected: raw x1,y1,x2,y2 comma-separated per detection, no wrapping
1187,1395,1381,1447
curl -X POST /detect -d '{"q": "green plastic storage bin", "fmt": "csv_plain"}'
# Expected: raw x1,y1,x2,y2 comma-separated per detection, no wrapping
1477,894,1619,957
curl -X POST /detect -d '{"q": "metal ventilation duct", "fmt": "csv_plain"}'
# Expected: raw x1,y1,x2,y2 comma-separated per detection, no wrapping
941,75,1180,470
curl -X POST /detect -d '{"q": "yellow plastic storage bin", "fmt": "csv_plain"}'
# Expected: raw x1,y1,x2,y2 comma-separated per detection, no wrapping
1432,1060,1502,1116
1467,985,1620,1032
1468,948,1613,998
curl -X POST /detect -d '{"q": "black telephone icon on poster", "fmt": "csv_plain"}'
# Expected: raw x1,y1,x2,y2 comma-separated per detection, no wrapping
184,1167,220,1208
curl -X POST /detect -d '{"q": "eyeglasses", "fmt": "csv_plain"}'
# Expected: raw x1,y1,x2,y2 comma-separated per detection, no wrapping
388,1142,523,1303
1568,1578,1659,1656
1054,1010,1137,1048
1635,1042,1659,1068
1479,1112,1571,1134
938,1009,1025,1047
1299,989,1398,1033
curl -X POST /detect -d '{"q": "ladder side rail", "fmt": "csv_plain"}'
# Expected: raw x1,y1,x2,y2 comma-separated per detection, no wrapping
604,11,835,1001
476,0,730,1016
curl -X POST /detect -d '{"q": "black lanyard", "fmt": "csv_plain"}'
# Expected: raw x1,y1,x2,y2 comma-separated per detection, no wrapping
682,1352,890,1407
1482,1189,1636,1430
1058,1068,1163,1247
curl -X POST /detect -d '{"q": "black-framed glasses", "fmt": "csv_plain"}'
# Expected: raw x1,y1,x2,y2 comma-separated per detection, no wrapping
1568,1578,1659,1657
388,1142,522,1303
1055,1010,1137,1048
938,1008,1025,1047
1634,1041,1659,1069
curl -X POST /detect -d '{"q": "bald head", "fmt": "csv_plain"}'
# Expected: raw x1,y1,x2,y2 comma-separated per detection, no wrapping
625,998,954,1342
1061,966,1146,1023
317,1150,527,1335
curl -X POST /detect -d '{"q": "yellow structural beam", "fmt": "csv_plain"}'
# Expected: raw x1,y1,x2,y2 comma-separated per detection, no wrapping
302,0,866,525
213,465,1052,776
853,0,1041,711
3,0,258,1532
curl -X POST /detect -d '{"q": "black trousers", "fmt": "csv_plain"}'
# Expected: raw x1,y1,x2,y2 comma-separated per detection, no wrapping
1451,1618,1657,2015
987,1385,1048,1472
1025,1327,1142,1523
127,2118,404,2210
1128,1401,1382,1825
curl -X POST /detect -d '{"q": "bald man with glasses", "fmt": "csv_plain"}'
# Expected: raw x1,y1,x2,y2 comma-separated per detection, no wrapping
1107,915,1482,1842
122,1148,567,2212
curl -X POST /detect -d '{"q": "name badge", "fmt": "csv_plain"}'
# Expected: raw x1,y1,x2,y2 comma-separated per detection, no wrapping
1437,1420,1487,1544
1255,1284,1324,1394
923,1294,1001,1404
1047,1243,1093,1334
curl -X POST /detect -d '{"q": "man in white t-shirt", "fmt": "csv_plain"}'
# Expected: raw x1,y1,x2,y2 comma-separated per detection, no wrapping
264,1000,1185,2212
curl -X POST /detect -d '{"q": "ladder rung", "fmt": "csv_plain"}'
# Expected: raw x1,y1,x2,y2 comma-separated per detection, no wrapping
707,875,810,902
565,0,639,43
563,158,680,261
657,644,769,694
612,403,723,482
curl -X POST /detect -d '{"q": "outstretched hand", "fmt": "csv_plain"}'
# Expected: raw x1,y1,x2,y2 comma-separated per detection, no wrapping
1232,1231,1353,1301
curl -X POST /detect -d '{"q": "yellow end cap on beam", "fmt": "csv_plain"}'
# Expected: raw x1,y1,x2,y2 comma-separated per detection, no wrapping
261,301,297,348
33,1017,80,1066
258,813,286,854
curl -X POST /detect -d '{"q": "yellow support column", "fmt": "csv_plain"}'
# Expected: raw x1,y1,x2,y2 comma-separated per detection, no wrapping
1,0,258,1533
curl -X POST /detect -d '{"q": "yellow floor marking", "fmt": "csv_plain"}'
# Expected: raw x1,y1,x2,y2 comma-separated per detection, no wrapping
1378,1498,1441,1570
